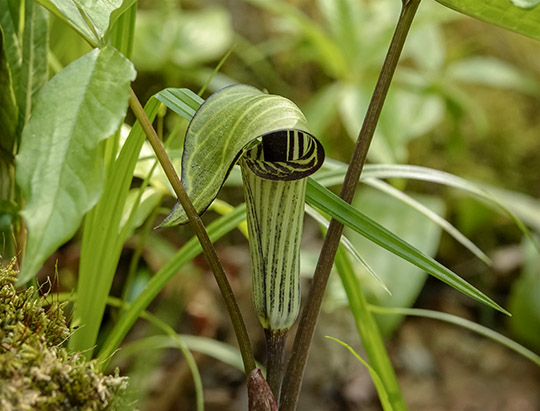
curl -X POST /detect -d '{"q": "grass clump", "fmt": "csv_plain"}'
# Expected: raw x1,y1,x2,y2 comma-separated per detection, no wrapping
0,259,129,411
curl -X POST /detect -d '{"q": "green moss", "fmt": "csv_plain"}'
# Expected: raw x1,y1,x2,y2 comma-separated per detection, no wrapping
0,259,130,410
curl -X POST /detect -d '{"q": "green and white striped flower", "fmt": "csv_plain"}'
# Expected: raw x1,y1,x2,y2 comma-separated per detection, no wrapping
161,85,324,331
241,130,323,330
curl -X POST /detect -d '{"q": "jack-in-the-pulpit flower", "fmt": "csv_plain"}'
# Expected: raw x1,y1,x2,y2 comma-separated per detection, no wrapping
160,84,324,331
241,130,323,331
161,84,324,398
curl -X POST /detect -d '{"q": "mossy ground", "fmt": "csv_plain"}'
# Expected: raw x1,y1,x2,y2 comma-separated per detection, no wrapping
0,259,130,411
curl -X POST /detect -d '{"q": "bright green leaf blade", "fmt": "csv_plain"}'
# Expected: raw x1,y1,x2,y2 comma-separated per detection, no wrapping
325,336,393,411
433,0,540,39
15,46,136,284
334,247,406,411
106,0,138,59
305,178,510,315
19,0,48,127
120,187,163,231
34,0,99,45
369,305,540,366
0,26,18,159
158,84,323,227
69,99,159,357
154,88,204,121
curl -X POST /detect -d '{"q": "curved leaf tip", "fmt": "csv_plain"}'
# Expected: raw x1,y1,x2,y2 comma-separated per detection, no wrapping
159,84,325,227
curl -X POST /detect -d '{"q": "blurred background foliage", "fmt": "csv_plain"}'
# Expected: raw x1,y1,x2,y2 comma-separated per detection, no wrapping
44,0,539,408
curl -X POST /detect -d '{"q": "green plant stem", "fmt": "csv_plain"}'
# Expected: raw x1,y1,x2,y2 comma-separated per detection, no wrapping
279,1,422,409
128,88,256,376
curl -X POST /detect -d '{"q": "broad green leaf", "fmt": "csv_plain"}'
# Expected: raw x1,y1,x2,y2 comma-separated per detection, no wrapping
305,178,510,315
35,0,100,45
35,0,136,45
16,46,136,284
19,0,48,127
77,0,137,40
120,186,163,230
0,26,18,160
159,84,324,227
433,0,540,39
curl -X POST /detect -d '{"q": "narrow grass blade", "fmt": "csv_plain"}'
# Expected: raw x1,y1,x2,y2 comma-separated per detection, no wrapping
306,178,510,315
305,204,390,295
105,0,137,59
98,204,247,365
325,336,392,411
364,178,491,265
361,164,534,243
117,334,246,372
318,162,536,250
369,305,540,366
334,246,407,411
69,98,160,357
99,294,262,372
110,298,204,411
155,88,204,121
